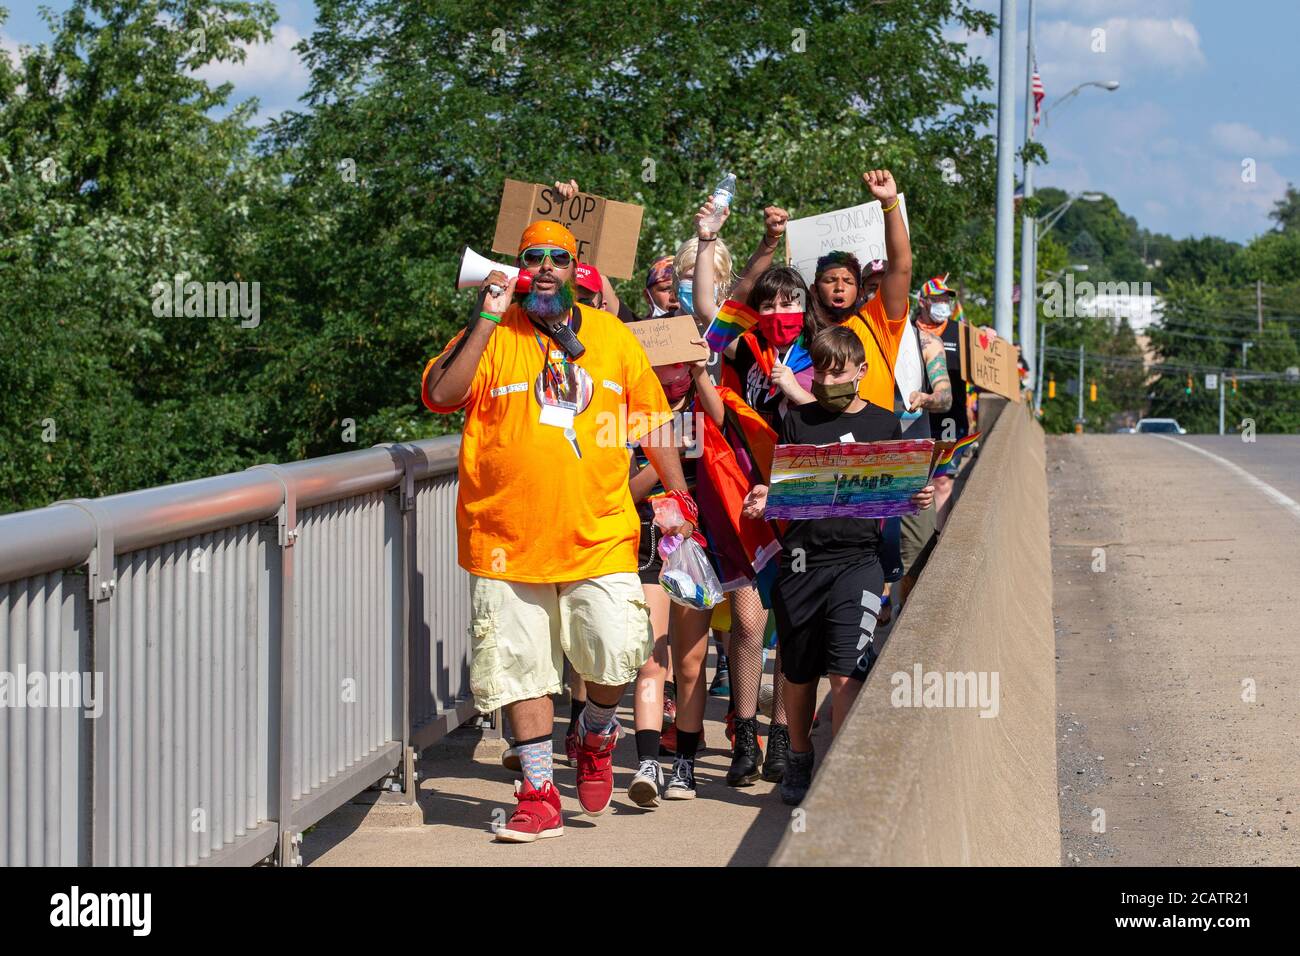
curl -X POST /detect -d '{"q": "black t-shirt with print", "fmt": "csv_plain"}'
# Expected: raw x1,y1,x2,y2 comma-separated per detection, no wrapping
775,400,901,568
728,332,789,426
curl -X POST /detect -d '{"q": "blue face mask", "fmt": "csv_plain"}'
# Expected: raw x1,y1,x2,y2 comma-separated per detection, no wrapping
676,278,694,315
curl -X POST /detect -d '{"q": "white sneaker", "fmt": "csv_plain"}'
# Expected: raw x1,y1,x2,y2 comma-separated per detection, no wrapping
664,755,697,800
627,758,664,808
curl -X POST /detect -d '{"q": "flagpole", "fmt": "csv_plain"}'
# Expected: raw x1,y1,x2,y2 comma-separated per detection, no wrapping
993,0,1018,341
1019,0,1038,384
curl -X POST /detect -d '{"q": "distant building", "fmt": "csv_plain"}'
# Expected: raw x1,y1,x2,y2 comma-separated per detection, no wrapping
1074,289,1163,333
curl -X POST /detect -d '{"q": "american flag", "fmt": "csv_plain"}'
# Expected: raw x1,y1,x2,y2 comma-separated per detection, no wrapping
1031,60,1045,130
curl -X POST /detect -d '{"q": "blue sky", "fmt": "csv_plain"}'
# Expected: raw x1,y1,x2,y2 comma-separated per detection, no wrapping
3,0,1296,243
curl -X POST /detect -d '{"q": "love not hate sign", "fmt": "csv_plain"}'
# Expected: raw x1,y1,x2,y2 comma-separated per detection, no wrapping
765,438,950,520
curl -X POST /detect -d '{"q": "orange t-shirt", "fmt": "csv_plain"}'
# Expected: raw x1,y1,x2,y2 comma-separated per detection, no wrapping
422,303,672,583
843,294,910,411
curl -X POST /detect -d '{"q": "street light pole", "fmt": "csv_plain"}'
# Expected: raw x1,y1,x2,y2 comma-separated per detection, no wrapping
1219,373,1226,436
1076,344,1085,432
1044,80,1121,124
1019,0,1038,388
993,0,1017,341
1035,317,1047,415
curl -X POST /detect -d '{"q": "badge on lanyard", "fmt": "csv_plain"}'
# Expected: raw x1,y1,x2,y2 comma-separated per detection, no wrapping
534,343,593,459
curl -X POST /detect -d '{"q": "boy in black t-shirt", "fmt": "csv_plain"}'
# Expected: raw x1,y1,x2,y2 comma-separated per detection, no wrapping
742,326,934,805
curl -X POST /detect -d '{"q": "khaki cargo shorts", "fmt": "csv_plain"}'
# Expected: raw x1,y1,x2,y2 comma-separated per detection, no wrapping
468,572,653,712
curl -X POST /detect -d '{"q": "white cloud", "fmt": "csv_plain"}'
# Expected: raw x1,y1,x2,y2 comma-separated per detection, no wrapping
1034,17,1205,91
195,24,308,90
1209,122,1291,159
1039,0,1191,19
1036,97,1288,242
1,31,22,68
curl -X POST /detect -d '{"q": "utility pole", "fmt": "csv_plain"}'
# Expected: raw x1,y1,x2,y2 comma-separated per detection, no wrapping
1035,319,1047,415
1018,0,1038,382
1257,279,1263,333
1218,372,1226,436
993,0,1017,340
1076,344,1085,433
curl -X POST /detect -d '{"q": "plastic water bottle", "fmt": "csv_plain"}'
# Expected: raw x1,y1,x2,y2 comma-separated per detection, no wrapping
700,172,736,233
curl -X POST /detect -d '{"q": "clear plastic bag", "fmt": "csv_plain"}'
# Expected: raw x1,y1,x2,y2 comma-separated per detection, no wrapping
651,497,724,610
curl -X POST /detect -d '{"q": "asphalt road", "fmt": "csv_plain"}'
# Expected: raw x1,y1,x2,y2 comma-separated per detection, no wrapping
1049,433,1300,866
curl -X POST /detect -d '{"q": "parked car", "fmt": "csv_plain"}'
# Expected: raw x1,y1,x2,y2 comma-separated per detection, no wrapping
1134,418,1186,434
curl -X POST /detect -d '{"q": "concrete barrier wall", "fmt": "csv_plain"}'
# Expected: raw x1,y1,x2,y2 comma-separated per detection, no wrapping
772,399,1059,866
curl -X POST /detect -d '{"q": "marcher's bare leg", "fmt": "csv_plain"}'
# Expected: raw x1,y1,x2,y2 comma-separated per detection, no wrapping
933,474,955,531
828,674,863,739
783,680,817,752
670,606,712,733
506,695,554,742
633,585,671,735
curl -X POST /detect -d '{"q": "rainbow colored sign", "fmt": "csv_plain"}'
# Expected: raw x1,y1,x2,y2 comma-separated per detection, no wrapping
765,439,944,519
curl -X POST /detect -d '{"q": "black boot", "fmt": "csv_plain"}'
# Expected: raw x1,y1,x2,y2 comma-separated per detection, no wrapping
780,745,815,805
762,723,790,782
726,716,763,786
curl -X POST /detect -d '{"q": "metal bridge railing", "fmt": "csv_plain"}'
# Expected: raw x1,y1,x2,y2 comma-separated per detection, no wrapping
0,437,472,866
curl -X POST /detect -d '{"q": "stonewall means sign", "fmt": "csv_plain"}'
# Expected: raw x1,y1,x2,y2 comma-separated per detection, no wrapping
784,195,910,286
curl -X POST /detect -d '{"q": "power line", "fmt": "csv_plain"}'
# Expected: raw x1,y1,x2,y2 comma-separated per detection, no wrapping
1041,345,1300,381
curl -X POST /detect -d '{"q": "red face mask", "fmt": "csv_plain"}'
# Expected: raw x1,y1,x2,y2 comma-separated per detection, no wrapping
657,364,693,402
758,310,804,348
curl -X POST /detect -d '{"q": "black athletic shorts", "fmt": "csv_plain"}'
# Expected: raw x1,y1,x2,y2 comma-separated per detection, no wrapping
772,557,885,684
636,508,664,585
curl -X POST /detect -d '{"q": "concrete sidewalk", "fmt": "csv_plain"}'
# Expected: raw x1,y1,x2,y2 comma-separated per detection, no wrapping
304,656,842,867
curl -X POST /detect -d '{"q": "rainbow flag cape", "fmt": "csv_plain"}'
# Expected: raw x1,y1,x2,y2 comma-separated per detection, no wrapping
694,386,782,590
932,431,980,478
704,299,759,353
742,331,813,401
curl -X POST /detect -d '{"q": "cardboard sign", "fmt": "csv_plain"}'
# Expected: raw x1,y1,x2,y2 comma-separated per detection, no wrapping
784,195,910,285
960,322,1021,402
765,438,937,520
491,179,644,279
628,315,709,367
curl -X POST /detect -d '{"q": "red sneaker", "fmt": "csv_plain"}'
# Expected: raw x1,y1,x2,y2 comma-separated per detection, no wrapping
494,778,563,843
575,724,619,816
662,695,677,729
564,730,579,767
659,722,677,756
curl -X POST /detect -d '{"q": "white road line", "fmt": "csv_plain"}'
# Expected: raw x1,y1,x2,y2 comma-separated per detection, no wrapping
1159,436,1300,523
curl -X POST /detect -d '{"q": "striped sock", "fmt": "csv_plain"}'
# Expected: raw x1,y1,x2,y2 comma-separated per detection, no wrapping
579,699,618,737
516,735,553,790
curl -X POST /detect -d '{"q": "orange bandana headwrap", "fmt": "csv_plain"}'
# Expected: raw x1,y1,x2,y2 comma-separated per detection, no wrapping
518,220,578,258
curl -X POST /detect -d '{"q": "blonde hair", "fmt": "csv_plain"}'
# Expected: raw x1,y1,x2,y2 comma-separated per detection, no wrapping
674,236,734,306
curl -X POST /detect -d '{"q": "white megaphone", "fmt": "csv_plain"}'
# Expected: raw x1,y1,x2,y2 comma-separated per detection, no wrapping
456,246,527,295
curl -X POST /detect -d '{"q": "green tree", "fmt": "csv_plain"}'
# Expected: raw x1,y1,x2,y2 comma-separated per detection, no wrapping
1268,182,1300,233
0,1,278,512
260,0,1001,454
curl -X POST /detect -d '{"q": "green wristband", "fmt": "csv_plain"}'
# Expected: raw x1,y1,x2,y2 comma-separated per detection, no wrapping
479,311,501,324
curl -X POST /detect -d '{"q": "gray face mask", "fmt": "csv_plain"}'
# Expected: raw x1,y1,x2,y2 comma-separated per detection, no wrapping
928,301,953,322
